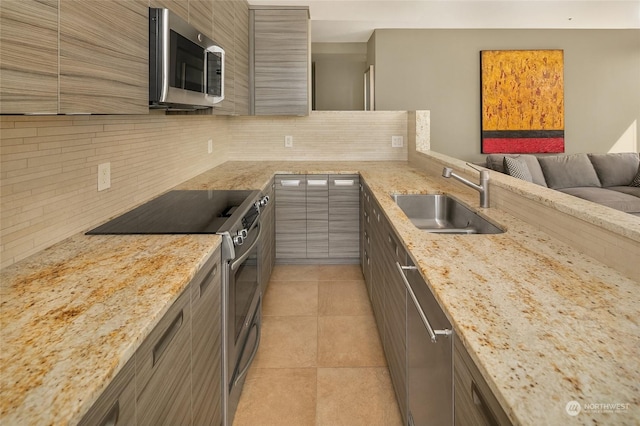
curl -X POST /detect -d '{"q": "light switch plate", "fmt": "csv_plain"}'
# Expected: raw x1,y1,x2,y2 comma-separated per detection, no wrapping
98,162,111,191
392,136,404,148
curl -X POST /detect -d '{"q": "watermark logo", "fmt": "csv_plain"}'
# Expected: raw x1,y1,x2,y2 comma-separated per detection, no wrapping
566,401,581,416
566,401,631,416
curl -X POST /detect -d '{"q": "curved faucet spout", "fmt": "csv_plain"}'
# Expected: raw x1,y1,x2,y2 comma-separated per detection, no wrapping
441,167,490,208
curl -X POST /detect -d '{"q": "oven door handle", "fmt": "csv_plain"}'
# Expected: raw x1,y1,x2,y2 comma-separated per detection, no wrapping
233,319,261,387
231,222,262,272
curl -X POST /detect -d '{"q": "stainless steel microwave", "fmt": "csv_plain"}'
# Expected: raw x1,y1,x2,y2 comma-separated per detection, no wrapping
149,8,224,110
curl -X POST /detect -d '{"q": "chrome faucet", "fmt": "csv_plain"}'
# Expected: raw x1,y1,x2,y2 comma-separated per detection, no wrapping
442,165,490,208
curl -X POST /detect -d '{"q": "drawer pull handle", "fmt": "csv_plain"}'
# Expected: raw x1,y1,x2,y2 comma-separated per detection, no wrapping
396,262,452,343
307,179,328,186
153,310,184,366
334,179,355,186
198,263,218,298
280,180,301,187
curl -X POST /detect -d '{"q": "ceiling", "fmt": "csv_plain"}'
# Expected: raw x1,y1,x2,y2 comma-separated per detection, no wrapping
247,0,640,42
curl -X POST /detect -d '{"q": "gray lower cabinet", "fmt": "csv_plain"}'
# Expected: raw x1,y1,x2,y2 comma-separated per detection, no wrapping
78,358,136,426
454,334,512,426
275,175,307,259
137,286,192,426
82,249,223,426
192,247,222,426
276,174,359,262
381,224,408,424
329,175,360,259
366,191,408,424
307,175,329,258
259,178,276,292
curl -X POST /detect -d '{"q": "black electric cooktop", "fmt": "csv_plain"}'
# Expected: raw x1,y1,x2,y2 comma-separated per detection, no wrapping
87,190,259,234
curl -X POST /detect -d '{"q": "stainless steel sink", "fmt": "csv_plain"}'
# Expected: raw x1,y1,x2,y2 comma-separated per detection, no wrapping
391,194,504,234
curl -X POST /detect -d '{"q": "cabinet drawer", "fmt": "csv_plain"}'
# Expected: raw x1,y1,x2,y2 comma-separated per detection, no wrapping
136,286,192,399
79,358,135,426
454,335,512,426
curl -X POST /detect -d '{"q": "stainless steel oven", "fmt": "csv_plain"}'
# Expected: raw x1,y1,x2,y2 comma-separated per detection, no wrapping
219,211,264,426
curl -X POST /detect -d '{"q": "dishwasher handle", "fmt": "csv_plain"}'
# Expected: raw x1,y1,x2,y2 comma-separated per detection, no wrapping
396,262,452,343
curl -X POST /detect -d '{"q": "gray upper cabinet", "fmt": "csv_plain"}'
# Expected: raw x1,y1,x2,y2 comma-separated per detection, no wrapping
0,0,58,114
250,7,310,116
234,0,250,115
59,0,148,114
0,0,148,114
213,0,236,115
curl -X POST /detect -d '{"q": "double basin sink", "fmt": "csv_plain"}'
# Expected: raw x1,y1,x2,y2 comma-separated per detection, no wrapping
391,194,504,235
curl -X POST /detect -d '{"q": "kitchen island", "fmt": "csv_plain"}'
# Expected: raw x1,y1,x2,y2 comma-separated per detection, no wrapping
1,160,638,425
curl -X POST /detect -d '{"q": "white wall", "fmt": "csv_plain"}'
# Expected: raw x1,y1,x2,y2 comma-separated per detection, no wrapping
312,43,367,110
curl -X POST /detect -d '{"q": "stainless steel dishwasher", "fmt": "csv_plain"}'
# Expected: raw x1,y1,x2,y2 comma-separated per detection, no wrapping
397,259,454,426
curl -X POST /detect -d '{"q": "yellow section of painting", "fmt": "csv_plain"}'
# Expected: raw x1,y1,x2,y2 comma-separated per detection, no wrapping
481,50,564,131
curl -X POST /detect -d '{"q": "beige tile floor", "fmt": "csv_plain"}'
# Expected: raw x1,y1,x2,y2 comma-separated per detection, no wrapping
233,265,403,426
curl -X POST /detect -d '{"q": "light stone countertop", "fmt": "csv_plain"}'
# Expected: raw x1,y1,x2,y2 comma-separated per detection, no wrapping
0,233,221,425
1,160,638,425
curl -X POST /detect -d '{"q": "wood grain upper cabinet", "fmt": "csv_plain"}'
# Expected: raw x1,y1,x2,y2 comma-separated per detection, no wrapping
250,7,310,116
213,0,236,115
234,0,250,115
188,0,214,39
0,0,58,114
59,0,148,114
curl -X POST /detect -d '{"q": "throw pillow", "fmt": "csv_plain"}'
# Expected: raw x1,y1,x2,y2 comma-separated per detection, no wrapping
503,157,533,182
631,164,640,187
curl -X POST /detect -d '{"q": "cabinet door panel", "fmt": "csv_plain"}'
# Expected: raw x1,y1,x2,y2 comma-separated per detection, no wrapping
79,358,136,426
213,0,235,115
136,288,192,425
59,0,148,114
0,0,58,114
306,175,328,258
192,249,222,426
189,0,214,39
234,0,250,115
329,175,360,259
252,8,308,115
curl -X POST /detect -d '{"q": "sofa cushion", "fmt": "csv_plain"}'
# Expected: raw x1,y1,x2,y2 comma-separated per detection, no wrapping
486,154,547,187
558,187,640,213
538,153,601,189
608,185,640,198
587,152,640,187
631,164,640,187
503,157,533,182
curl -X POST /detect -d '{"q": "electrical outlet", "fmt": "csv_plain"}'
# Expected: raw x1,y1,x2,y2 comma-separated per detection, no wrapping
284,135,293,148
97,162,111,191
392,136,404,148
208,139,213,154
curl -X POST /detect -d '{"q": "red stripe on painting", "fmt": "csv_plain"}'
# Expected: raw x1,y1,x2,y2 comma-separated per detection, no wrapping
482,138,564,154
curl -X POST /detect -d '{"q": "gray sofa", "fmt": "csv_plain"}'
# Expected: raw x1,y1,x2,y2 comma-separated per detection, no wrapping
485,152,640,215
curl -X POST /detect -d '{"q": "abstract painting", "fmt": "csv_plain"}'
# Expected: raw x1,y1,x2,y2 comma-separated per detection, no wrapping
480,49,564,153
